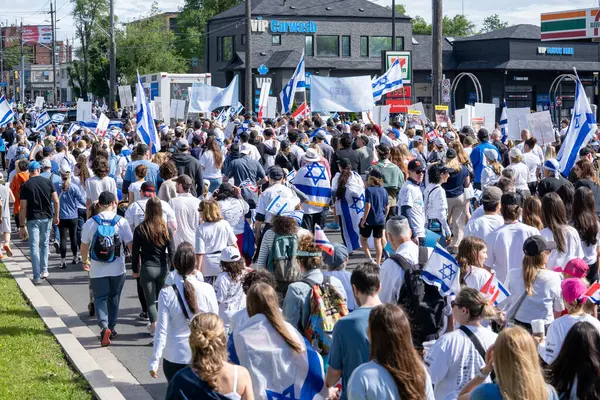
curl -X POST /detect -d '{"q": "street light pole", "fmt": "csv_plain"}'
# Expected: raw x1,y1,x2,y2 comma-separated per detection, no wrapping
432,0,443,110
108,0,116,111
392,0,396,51
50,1,57,105
245,0,252,114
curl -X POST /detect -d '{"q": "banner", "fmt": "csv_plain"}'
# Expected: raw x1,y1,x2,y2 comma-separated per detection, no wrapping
23,25,52,45
170,99,186,121
310,76,373,112
188,76,239,114
118,85,134,107
474,103,496,133
526,110,554,145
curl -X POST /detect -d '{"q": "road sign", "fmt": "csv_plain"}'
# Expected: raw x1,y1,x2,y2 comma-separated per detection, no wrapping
442,78,451,88
556,97,562,107
0,82,7,87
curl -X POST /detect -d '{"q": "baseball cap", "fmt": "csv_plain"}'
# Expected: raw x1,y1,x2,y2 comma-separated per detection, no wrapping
315,130,327,139
434,137,445,148
369,169,384,179
445,131,456,140
484,148,498,161
40,159,52,169
175,138,189,151
220,246,242,262
141,182,156,193
413,136,424,143
446,148,457,160
481,186,502,204
376,143,390,155
408,159,426,172
561,278,588,304
579,146,593,157
322,243,349,270
553,258,589,278
43,146,54,154
509,147,522,159
268,166,284,180
501,192,523,206
59,164,71,175
523,235,556,257
56,142,65,151
98,191,116,206
28,161,41,171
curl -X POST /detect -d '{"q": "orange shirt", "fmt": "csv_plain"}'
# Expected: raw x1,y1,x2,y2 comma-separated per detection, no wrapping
10,171,29,215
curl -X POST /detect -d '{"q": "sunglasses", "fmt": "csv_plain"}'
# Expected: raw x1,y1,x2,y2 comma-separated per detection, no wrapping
451,301,464,309
414,170,425,175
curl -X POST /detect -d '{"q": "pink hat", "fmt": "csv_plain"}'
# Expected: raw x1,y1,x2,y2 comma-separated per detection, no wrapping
553,258,589,278
561,278,588,304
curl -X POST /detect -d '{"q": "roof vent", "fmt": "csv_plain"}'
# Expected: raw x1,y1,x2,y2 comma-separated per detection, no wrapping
358,8,364,12
260,52,267,56
326,6,332,10
289,5,296,9
412,37,419,45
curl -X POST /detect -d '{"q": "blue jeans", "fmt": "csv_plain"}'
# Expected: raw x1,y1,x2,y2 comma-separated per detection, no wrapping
90,274,126,330
208,177,222,193
27,218,52,280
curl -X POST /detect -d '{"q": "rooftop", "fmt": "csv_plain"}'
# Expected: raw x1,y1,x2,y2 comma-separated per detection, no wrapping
454,24,541,41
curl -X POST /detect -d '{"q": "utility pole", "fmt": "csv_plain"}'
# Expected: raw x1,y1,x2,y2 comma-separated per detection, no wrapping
20,20,24,104
392,0,396,50
109,0,116,111
50,1,57,105
432,0,443,110
245,0,252,114
0,23,4,96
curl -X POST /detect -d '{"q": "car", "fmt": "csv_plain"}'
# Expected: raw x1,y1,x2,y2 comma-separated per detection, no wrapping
45,108,77,122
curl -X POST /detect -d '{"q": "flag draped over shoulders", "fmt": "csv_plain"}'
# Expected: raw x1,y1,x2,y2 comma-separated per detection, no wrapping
333,172,365,252
293,162,332,214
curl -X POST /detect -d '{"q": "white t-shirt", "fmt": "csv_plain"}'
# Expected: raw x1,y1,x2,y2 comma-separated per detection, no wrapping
348,360,435,400
263,138,278,168
506,162,529,191
124,197,177,229
81,211,133,279
290,144,305,161
399,180,425,238
470,205,485,221
463,266,492,291
485,222,540,283
538,313,600,365
218,197,250,235
128,180,145,203
480,166,502,189
85,175,118,203
200,150,223,179
503,269,564,324
214,271,247,333
195,220,237,277
464,214,504,241
240,143,260,162
540,226,584,270
169,193,201,248
424,325,498,400
523,152,541,183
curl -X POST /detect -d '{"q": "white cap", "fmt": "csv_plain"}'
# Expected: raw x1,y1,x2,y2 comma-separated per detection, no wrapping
59,164,71,175
509,147,522,159
220,246,242,262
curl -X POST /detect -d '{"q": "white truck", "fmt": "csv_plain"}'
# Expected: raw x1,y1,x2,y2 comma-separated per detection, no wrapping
139,72,211,124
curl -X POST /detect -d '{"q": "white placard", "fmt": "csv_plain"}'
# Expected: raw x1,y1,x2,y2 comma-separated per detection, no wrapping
526,111,555,145
95,113,109,137
266,96,277,119
361,112,369,122
153,97,163,121
170,99,186,121
474,103,496,133
454,106,473,129
76,100,92,122
371,105,391,130
35,96,44,109
310,75,374,112
118,85,134,107
506,108,530,141
407,102,428,121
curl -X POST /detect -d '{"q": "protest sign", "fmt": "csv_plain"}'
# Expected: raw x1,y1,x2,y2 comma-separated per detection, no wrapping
310,76,374,112
35,96,44,109
118,85,134,107
76,100,92,122
526,110,555,145
170,99,186,121
435,105,449,124
474,103,496,133
506,108,530,141
95,113,109,137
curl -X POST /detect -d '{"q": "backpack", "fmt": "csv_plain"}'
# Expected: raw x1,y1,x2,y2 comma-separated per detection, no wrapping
302,276,348,355
90,215,122,263
391,253,446,349
266,234,302,295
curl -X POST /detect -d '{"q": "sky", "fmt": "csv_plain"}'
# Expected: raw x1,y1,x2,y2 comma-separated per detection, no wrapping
1,0,599,43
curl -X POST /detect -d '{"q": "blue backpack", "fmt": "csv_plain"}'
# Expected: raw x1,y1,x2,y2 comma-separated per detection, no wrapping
91,215,122,263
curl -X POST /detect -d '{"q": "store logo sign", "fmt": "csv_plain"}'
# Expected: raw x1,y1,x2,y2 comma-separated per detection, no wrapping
270,20,317,33
537,47,574,55
251,19,269,32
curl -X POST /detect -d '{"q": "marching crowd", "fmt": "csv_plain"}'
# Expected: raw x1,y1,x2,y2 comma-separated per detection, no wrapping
2,108,600,400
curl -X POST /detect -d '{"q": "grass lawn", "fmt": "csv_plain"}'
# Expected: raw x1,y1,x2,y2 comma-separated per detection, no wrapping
0,263,94,400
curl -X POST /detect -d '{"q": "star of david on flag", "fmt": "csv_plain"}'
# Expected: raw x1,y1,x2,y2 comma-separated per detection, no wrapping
421,244,460,296
266,384,297,400
349,194,365,214
304,163,327,185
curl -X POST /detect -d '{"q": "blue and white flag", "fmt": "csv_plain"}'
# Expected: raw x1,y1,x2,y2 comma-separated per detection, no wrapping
136,72,161,153
422,244,461,296
232,101,244,116
34,111,52,132
266,194,300,217
557,73,597,175
500,99,508,143
51,113,66,123
216,108,229,125
188,76,239,113
280,51,305,114
229,314,329,400
0,96,14,127
293,161,332,214
335,172,364,252
372,58,404,102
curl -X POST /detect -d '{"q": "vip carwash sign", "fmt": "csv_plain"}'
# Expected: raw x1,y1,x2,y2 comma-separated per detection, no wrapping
251,18,317,33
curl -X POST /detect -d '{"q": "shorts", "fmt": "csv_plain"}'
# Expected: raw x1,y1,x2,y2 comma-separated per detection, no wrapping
0,217,10,234
360,225,384,239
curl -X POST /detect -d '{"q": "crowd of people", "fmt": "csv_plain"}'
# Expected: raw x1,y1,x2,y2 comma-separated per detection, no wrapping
2,108,600,400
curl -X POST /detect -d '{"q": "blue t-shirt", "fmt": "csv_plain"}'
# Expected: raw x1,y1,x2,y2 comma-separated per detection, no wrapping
123,160,160,187
328,307,373,400
365,186,388,226
470,383,559,400
442,165,469,198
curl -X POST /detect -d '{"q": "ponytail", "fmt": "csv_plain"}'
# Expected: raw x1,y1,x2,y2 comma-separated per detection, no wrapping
522,254,544,295
173,242,200,315
455,287,498,321
183,276,200,315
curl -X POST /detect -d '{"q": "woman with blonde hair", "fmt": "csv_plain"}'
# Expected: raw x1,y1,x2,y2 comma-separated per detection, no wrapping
458,326,559,400
196,199,238,284
165,313,254,399
200,136,224,192
230,283,334,399
522,196,543,231
456,237,491,290
152,151,169,166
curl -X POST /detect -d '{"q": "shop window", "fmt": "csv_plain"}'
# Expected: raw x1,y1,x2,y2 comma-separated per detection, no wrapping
218,36,234,62
272,34,281,45
317,35,339,57
395,37,405,51
216,37,222,62
370,36,392,57
360,36,368,57
305,36,314,56
342,36,351,57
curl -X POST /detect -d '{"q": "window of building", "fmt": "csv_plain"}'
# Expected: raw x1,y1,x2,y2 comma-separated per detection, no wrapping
360,36,368,57
272,34,281,45
241,34,246,46
342,36,351,57
216,37,222,62
221,36,234,61
395,36,405,51
370,36,392,57
169,17,178,34
305,35,314,56
317,35,339,57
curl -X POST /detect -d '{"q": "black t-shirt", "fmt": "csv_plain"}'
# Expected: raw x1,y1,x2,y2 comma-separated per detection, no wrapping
19,176,55,221
537,175,573,199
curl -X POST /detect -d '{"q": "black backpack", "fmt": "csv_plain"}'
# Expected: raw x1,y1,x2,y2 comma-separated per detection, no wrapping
391,251,446,349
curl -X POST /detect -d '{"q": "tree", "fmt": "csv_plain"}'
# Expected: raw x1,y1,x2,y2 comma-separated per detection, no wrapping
480,14,509,33
412,16,432,35
176,0,242,70
395,4,407,15
443,14,476,36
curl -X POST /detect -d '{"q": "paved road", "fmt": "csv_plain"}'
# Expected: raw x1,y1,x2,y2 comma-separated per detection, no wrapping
11,222,370,400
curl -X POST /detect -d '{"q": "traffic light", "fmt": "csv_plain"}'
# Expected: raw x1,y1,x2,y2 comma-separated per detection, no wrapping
13,71,19,80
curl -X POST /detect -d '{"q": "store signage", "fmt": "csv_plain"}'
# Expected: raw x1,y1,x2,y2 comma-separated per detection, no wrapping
514,76,529,81
537,47,575,55
270,20,317,33
387,86,412,98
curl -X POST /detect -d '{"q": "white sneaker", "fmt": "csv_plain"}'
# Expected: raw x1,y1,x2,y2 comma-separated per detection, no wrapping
41,271,49,279
147,323,155,337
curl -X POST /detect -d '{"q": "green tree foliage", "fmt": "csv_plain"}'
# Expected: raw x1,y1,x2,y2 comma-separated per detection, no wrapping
116,3,187,84
412,16,432,34
480,14,509,33
411,14,475,36
176,0,242,69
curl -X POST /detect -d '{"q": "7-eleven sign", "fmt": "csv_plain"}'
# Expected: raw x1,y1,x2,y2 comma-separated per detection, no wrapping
385,51,411,83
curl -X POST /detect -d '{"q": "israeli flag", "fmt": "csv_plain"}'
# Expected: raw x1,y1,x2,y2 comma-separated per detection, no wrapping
0,96,15,127
280,51,306,114
335,172,364,252
557,72,597,175
421,244,461,296
34,111,52,132
136,72,161,153
233,102,245,116
293,162,331,214
51,113,66,123
372,58,404,102
500,99,508,143
216,108,229,125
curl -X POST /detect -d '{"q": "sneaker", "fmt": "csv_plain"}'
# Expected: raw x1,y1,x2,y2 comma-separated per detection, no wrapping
137,312,149,321
325,222,340,230
3,244,12,257
88,302,95,317
100,328,112,346
53,242,60,254
72,255,80,265
59,262,67,269
41,271,49,279
147,323,155,337
32,278,42,285
109,330,118,339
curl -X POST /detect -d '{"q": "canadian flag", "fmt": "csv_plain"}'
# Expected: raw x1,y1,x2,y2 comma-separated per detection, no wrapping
314,224,334,256
584,282,600,304
292,101,310,120
480,273,510,306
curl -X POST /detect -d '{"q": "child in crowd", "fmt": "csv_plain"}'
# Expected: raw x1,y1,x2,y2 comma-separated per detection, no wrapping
128,163,147,203
214,246,251,334
322,243,357,311
359,169,389,265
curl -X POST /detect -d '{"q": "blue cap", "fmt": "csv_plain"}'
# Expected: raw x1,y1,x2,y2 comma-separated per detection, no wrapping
28,161,41,171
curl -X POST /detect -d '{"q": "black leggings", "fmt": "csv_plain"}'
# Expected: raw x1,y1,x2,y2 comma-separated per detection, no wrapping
163,359,187,382
136,277,148,313
59,218,78,258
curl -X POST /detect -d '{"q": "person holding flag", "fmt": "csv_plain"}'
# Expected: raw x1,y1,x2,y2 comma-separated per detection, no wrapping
457,237,492,292
280,52,305,115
